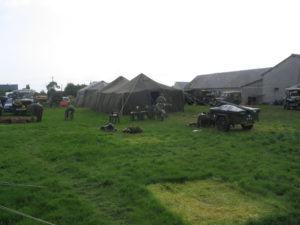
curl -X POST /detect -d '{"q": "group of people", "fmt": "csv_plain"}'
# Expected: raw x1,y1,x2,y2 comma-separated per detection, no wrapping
29,103,75,122
130,94,171,121
29,94,168,123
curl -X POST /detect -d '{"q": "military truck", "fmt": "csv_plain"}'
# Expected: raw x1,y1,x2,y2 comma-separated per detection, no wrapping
197,102,260,132
34,93,48,104
216,91,241,105
11,89,35,115
185,89,216,105
283,88,300,110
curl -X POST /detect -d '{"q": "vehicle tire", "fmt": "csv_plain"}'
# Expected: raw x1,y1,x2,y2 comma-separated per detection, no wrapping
216,117,230,132
241,124,253,130
198,116,211,127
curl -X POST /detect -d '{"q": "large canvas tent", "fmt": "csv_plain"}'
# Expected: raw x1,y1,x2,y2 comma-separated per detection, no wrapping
93,76,129,111
95,74,184,114
75,81,107,107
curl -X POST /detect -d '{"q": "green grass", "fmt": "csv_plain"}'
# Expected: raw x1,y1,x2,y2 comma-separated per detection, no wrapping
148,180,282,225
0,105,299,225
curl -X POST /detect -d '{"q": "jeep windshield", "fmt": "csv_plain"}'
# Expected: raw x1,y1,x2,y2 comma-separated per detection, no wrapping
12,91,34,99
5,98,12,104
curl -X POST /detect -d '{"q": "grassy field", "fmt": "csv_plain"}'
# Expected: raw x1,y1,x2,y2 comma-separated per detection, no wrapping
0,105,299,225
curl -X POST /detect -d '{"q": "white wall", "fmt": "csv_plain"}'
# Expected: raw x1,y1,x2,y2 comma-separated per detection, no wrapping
262,56,300,104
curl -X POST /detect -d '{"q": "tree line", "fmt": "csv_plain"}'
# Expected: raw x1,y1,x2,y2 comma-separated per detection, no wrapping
46,81,87,106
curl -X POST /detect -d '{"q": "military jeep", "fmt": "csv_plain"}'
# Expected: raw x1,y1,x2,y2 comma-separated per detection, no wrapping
197,102,260,132
0,96,7,116
283,88,300,110
11,89,35,115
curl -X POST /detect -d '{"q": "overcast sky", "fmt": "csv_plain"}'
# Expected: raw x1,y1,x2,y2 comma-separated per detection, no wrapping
1,0,300,92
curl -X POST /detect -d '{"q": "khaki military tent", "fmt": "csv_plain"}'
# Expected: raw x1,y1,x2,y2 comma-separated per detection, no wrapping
82,81,107,108
95,73,184,114
75,85,91,107
75,81,107,107
93,76,129,111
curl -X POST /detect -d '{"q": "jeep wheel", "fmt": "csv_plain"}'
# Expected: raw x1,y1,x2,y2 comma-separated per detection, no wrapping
216,117,230,132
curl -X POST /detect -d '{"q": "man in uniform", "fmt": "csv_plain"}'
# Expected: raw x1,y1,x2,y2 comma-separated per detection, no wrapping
65,104,75,120
28,103,43,122
155,95,168,121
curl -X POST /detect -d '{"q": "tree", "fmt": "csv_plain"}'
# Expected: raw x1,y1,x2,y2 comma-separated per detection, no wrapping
47,89,63,106
64,83,87,97
26,84,30,89
46,81,60,92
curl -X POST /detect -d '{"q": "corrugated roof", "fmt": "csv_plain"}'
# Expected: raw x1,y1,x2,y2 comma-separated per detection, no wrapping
0,84,18,90
185,68,271,90
260,54,300,77
173,82,188,89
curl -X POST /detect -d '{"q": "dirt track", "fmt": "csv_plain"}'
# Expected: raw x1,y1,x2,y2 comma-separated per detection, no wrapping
0,116,32,124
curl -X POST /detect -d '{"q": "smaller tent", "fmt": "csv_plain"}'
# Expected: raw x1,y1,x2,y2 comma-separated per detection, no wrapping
96,73,184,114
82,81,107,108
75,81,107,107
75,84,92,107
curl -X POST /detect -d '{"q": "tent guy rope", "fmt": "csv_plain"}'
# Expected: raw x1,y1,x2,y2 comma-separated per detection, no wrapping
0,205,56,225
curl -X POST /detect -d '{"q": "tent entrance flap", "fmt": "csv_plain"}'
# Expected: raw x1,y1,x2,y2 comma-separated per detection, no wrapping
150,92,160,105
